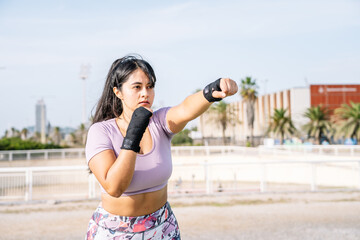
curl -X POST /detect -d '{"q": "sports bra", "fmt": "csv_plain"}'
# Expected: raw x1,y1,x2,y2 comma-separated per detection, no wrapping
85,107,174,196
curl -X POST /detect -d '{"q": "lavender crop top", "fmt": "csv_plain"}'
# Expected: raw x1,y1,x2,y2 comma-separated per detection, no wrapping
85,107,174,196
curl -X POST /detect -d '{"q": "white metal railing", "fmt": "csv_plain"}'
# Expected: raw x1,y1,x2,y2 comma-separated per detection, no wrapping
258,144,360,156
1,145,359,161
0,148,85,161
0,166,89,201
0,158,359,202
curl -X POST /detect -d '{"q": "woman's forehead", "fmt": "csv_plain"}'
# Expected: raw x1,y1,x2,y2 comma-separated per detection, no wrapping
126,69,151,84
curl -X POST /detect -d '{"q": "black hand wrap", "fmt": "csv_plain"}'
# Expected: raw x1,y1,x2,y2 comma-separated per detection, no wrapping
121,107,153,153
203,78,222,102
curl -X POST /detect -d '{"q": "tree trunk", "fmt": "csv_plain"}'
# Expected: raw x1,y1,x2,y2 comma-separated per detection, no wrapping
250,126,254,147
246,100,255,147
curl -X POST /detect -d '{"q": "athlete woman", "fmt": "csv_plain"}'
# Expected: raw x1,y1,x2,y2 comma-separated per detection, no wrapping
85,55,238,239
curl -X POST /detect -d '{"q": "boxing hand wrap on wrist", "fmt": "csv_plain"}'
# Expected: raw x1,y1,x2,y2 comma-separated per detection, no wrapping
121,107,153,153
203,78,222,102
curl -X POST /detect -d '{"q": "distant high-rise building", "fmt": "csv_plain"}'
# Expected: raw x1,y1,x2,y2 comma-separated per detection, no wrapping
35,99,47,143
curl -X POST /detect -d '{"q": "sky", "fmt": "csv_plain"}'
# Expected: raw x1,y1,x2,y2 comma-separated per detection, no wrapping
0,0,359,135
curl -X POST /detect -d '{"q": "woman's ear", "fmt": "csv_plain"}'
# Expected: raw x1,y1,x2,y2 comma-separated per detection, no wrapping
113,87,123,100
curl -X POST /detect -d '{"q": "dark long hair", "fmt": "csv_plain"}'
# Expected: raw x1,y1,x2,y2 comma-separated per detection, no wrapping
92,55,156,123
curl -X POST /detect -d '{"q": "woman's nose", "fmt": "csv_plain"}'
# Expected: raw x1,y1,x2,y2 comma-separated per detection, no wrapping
140,87,148,97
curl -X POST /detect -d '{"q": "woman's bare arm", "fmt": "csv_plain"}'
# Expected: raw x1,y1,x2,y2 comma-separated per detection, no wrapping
166,78,238,134
89,149,137,198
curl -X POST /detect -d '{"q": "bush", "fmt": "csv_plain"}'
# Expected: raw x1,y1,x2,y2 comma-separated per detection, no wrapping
171,129,193,146
0,137,63,150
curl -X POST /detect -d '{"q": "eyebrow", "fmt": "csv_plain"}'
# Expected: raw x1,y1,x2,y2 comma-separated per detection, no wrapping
131,81,152,85
131,82,143,85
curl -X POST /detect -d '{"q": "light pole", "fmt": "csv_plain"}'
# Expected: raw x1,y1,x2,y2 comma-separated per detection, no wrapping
80,64,91,125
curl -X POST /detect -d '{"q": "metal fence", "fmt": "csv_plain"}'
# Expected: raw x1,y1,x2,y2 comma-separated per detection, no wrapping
0,148,86,161
1,145,360,162
0,166,89,201
258,145,360,156
1,157,359,202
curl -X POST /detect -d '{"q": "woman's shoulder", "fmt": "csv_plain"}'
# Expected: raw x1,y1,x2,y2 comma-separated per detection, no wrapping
88,118,117,135
151,107,174,137
153,107,171,120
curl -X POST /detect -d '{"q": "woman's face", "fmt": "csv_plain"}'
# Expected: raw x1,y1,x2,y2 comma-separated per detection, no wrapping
114,69,155,114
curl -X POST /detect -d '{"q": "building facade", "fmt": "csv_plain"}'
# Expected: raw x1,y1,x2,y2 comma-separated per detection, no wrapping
198,84,360,145
310,84,360,114
35,99,47,143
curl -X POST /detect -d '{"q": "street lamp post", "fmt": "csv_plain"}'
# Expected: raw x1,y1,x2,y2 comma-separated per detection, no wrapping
80,64,90,125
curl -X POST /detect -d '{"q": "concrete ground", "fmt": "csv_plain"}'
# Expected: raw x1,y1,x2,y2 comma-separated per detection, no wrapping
1,191,360,240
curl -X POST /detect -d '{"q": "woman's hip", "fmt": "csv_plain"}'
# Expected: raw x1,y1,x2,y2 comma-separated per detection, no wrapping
86,201,181,240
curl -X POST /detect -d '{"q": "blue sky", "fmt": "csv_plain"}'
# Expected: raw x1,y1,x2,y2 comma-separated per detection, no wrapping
0,0,359,135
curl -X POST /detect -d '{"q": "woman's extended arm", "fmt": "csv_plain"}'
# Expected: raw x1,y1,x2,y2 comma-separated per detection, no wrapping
166,78,238,134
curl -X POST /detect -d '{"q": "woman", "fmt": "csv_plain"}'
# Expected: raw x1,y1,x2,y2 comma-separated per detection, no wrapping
85,55,238,239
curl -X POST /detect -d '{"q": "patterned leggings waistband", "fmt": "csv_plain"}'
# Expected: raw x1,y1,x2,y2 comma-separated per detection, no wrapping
92,202,173,233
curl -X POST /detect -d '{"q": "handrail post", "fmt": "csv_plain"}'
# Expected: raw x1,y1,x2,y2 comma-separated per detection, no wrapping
205,146,210,156
205,161,212,194
25,169,33,202
311,163,317,192
260,164,267,193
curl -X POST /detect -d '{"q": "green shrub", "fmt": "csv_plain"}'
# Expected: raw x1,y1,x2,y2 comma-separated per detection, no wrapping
171,129,193,146
0,137,63,150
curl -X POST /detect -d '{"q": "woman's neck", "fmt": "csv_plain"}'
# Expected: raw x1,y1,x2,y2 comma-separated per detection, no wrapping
119,109,133,123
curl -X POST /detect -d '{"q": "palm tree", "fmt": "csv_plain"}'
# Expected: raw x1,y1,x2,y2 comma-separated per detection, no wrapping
303,106,331,144
69,133,76,146
207,101,238,145
79,123,87,146
20,128,28,140
239,76,258,146
267,108,296,145
10,127,20,138
33,132,41,142
52,127,62,145
334,102,360,144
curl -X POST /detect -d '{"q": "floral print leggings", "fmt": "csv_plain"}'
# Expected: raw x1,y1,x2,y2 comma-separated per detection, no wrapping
86,202,181,240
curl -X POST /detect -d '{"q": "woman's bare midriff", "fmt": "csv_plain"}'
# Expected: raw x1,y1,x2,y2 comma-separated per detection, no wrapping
101,186,168,217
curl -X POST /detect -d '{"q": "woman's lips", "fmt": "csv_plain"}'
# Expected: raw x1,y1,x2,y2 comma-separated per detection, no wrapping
139,101,150,106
